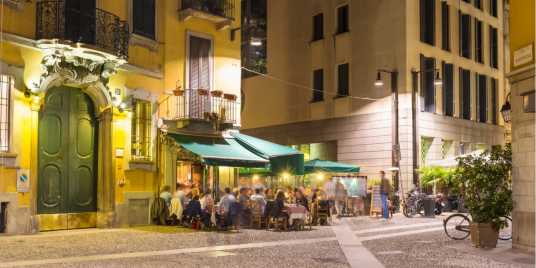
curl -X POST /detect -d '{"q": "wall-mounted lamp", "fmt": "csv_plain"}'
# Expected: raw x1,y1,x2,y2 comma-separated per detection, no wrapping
374,72,384,87
500,92,512,123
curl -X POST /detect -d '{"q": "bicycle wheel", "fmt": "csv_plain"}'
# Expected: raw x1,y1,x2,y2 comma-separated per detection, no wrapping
498,216,512,241
403,204,415,218
444,213,471,240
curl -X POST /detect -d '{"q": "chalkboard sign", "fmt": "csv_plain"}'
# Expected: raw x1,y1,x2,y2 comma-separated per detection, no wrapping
370,185,382,216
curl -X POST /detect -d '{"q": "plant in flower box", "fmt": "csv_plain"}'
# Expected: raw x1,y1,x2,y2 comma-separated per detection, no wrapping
211,90,223,97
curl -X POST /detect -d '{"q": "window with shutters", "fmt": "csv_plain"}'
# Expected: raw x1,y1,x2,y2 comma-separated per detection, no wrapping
0,75,11,152
477,74,487,123
337,63,349,97
490,78,498,124
312,69,324,102
336,5,349,34
420,55,436,113
459,13,472,59
442,62,454,117
489,0,498,17
420,0,435,46
131,99,152,161
189,36,212,91
132,0,156,40
441,2,450,51
312,13,324,41
490,26,498,68
474,0,482,9
475,19,483,63
459,68,471,120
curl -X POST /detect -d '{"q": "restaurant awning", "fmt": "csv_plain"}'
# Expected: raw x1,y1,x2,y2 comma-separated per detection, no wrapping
231,132,305,175
168,133,269,167
304,159,360,173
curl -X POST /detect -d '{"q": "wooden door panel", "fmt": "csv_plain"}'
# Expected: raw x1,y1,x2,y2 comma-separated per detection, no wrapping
68,90,97,213
38,88,69,214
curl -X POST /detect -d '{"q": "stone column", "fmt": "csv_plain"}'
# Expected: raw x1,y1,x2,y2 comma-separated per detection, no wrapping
97,108,116,228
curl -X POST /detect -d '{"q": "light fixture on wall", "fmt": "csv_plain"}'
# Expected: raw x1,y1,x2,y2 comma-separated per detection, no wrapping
434,71,443,86
500,93,512,123
374,72,384,87
249,37,263,46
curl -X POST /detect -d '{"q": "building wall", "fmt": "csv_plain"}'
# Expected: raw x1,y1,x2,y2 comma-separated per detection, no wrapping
242,0,505,189
0,0,241,233
508,0,535,252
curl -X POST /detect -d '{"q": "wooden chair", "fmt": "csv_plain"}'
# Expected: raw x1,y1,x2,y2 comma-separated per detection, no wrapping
316,200,331,226
249,202,263,229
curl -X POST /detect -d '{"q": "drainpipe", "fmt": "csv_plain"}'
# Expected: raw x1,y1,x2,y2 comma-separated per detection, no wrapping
411,70,419,187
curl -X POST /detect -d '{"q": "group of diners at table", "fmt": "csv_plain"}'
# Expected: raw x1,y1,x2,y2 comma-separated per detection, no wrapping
153,182,340,231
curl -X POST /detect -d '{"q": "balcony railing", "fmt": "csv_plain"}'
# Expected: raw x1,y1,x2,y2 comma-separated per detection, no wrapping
160,89,239,126
181,0,235,20
36,0,129,59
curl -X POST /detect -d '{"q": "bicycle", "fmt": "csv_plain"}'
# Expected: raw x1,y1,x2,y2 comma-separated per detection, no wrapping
443,213,512,240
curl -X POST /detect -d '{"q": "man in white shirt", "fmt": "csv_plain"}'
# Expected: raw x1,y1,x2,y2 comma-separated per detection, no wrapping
323,177,336,216
250,188,267,214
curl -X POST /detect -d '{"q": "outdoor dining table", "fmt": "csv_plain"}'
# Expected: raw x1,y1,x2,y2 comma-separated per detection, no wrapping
286,204,308,222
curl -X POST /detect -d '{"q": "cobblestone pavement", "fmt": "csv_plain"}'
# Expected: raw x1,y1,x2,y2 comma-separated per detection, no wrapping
0,214,534,268
348,214,535,268
0,226,348,268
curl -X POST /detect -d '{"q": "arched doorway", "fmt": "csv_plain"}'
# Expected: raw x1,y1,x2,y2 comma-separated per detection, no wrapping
37,86,98,230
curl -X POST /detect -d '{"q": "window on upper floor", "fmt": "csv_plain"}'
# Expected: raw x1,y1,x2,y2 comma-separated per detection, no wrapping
0,75,12,152
474,0,483,10
312,69,324,102
462,0,471,3
441,2,450,51
420,0,435,46
475,19,483,63
131,99,152,161
459,12,472,59
459,68,472,120
489,26,498,68
421,55,436,113
337,63,349,97
490,78,498,124
312,13,324,41
442,62,454,117
489,0,498,17
477,73,487,123
336,5,349,34
133,0,156,40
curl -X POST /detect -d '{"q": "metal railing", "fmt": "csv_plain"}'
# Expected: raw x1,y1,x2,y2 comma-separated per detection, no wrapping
181,0,235,20
160,89,239,125
36,0,129,59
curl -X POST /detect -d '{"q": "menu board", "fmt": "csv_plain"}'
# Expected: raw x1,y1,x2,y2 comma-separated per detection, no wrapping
370,185,382,215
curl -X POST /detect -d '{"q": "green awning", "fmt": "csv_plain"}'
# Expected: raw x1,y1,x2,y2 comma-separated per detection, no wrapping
168,133,269,167
238,167,273,176
304,159,360,173
231,132,305,175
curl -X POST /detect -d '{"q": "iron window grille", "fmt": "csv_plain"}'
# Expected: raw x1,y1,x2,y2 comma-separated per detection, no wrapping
0,75,11,152
131,99,152,161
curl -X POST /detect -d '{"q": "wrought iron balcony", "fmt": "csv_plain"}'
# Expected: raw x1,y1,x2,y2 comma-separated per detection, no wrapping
179,0,235,29
159,89,240,127
36,0,129,59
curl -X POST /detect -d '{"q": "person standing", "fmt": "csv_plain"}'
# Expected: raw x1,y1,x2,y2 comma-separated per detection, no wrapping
335,179,348,218
380,171,392,220
323,177,336,216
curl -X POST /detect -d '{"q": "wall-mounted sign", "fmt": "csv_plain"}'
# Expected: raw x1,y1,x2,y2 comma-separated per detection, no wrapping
17,169,30,193
513,44,534,67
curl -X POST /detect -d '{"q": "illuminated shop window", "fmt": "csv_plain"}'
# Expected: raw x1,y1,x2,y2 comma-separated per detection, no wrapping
0,75,12,152
131,99,152,161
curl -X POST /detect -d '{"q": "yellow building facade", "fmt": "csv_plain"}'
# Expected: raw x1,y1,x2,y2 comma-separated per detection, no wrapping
507,0,535,252
0,0,241,233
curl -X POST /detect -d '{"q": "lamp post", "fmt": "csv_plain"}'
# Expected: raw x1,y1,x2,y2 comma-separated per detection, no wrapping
374,69,400,191
410,68,442,186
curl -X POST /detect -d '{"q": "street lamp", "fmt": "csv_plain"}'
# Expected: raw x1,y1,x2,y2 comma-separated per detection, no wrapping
500,93,512,123
373,69,400,191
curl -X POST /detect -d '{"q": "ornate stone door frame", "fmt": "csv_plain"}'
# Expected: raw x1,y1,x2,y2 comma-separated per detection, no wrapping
30,52,119,228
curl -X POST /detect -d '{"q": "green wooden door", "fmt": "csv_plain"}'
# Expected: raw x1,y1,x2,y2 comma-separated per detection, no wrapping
38,87,97,214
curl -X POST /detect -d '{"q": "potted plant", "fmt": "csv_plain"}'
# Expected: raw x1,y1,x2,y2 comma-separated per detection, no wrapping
173,82,184,96
223,93,237,101
454,144,512,248
198,89,209,96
